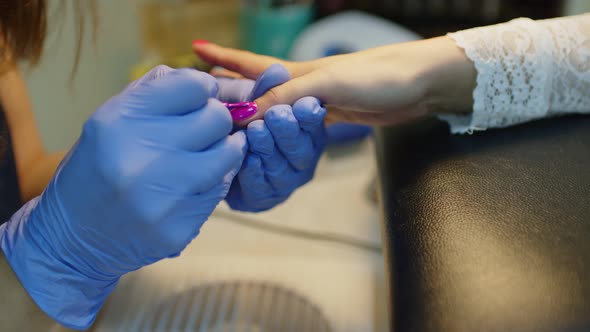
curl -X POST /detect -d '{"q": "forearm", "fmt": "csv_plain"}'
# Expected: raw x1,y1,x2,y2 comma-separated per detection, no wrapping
340,35,477,114
418,36,477,115
19,152,65,201
0,249,57,331
0,198,97,331
0,67,65,201
440,13,590,133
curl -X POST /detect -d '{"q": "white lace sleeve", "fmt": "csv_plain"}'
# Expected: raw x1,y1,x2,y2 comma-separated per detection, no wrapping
439,14,590,134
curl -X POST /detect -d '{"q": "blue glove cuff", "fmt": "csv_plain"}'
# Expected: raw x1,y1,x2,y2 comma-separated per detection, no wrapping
0,197,119,330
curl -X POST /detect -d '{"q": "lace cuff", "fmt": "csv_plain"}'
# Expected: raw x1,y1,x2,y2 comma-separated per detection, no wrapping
440,14,590,134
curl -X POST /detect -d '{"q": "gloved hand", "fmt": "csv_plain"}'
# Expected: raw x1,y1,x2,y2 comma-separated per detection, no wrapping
215,63,289,106
227,98,327,211
216,64,327,212
0,65,247,329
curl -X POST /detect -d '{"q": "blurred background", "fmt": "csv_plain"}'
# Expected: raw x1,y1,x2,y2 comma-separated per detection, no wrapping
29,0,590,151
28,1,589,331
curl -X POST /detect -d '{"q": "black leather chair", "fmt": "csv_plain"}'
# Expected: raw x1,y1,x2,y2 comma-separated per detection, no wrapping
317,2,580,330
374,116,590,332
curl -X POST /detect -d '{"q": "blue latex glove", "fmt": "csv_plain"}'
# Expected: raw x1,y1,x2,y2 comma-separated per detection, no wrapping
0,65,247,329
215,64,288,103
228,99,327,211
216,64,327,212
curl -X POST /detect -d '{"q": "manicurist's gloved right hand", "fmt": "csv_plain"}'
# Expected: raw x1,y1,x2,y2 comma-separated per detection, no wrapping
0,65,247,330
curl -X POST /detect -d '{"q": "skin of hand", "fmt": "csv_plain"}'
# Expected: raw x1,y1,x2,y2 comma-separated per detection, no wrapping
215,64,328,212
193,36,477,126
0,67,66,201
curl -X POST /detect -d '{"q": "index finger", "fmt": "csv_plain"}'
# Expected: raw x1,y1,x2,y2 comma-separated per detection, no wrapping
193,42,290,80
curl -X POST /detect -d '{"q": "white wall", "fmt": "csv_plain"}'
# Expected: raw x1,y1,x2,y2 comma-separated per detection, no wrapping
564,0,590,15
25,0,141,150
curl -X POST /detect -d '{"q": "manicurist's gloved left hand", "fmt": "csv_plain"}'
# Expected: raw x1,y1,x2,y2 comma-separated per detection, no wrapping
216,64,328,212
0,65,247,330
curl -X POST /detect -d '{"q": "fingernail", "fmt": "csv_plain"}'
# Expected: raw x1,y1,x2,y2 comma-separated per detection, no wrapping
210,66,224,74
231,103,258,121
192,40,210,47
222,102,258,121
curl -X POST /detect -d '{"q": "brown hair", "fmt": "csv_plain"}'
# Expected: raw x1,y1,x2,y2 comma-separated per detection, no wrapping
0,1,96,156
0,0,97,73
0,0,47,68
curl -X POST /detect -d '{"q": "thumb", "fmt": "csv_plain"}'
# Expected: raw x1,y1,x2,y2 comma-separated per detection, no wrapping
248,63,291,100
225,130,249,179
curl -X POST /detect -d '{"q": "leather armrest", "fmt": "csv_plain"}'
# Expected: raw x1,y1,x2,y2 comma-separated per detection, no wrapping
375,115,590,332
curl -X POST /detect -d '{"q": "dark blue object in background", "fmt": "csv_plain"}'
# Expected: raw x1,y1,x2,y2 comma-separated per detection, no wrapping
326,123,373,145
322,45,373,145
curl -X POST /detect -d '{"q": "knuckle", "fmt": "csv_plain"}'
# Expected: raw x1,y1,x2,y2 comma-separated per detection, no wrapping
251,142,274,158
293,96,323,117
149,65,173,78
176,68,217,95
135,65,174,87
82,118,131,194
152,64,172,71
136,201,169,226
247,128,274,156
266,88,283,105
265,105,291,122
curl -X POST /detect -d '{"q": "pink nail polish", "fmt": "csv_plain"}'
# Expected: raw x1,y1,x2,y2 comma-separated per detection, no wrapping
192,39,210,47
222,102,258,121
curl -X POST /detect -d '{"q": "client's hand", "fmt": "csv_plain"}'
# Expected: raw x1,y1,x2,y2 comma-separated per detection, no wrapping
194,37,476,126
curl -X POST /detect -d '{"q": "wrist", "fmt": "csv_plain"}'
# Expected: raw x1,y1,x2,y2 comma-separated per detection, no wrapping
1,196,118,330
419,36,477,115
0,250,58,331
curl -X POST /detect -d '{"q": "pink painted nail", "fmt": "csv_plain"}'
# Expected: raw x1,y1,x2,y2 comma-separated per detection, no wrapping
192,40,210,47
222,102,258,121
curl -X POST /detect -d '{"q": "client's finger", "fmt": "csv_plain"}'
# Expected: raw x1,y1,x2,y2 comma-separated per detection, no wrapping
254,70,329,117
193,42,290,80
211,67,245,79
